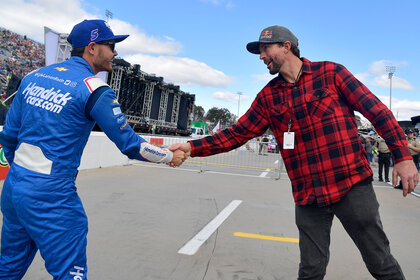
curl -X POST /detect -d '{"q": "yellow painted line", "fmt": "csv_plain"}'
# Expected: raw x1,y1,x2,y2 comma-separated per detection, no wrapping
185,160,275,170
233,232,299,243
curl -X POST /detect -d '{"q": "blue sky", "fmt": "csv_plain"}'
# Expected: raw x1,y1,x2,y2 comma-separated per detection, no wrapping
1,0,420,121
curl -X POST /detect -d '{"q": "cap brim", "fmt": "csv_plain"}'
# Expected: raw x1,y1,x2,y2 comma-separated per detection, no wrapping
246,40,278,54
246,41,261,54
113,34,129,43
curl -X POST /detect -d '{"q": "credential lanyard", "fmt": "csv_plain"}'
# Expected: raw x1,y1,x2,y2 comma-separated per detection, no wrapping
283,64,303,150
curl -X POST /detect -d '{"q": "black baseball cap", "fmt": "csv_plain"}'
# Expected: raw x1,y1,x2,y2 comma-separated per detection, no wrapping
246,25,298,54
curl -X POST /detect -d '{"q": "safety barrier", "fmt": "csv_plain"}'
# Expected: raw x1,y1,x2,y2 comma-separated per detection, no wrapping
139,134,284,179
0,129,285,180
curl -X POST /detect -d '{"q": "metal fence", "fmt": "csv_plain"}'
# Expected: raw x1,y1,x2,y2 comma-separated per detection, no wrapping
139,134,286,180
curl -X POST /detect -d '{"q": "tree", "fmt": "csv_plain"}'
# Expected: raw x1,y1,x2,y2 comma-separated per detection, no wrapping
193,105,205,122
205,107,236,126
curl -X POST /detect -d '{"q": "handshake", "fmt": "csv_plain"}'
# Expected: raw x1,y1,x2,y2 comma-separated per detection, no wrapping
167,142,192,167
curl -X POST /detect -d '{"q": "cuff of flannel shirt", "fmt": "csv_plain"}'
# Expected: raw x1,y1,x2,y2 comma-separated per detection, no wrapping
188,139,204,157
392,146,413,164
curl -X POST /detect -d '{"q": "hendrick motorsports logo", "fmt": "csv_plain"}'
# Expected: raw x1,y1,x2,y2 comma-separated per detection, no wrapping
22,82,72,114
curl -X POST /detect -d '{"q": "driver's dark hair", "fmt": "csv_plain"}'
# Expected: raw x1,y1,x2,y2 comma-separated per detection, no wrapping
70,46,85,57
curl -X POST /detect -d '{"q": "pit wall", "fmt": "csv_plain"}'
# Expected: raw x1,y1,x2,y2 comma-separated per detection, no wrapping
79,132,190,170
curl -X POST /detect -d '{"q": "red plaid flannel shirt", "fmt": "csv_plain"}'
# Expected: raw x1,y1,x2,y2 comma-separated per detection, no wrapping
190,58,411,206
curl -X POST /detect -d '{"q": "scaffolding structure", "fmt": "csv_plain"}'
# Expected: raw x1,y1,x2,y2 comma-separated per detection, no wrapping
107,61,195,135
55,33,71,63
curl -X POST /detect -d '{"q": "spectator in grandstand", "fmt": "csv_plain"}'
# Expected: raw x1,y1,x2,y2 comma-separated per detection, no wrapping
0,19,186,280
0,101,7,125
169,25,418,279
0,27,45,78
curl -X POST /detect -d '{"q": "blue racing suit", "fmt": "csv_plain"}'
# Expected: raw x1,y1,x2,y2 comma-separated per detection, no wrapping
0,56,173,279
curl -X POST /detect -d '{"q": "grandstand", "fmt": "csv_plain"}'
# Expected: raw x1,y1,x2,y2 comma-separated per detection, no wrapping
0,27,45,96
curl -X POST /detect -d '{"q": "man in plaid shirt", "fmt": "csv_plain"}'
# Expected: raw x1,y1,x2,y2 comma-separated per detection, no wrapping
170,25,418,279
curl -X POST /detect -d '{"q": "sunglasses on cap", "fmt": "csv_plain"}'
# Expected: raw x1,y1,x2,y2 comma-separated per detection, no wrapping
96,40,116,52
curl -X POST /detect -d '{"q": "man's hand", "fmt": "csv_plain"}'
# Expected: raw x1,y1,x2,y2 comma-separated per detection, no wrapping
166,142,191,167
392,159,419,197
169,142,192,158
168,149,186,167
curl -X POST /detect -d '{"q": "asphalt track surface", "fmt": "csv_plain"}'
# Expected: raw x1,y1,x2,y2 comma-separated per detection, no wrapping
1,162,419,280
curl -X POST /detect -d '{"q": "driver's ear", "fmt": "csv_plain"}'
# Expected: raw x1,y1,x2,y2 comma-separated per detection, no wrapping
86,42,96,55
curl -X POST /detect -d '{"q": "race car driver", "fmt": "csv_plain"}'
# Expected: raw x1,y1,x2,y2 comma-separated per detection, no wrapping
0,19,185,279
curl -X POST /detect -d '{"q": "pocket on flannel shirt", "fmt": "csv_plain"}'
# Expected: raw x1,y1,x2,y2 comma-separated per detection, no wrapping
304,88,337,120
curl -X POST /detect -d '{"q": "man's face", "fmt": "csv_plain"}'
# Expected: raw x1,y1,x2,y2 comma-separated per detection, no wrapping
408,132,416,139
259,43,285,75
91,41,117,73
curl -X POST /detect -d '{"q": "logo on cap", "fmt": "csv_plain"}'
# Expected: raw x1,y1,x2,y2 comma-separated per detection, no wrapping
91,29,99,41
260,30,272,39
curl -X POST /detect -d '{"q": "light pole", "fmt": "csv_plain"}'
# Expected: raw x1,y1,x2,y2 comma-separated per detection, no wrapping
237,92,243,121
385,66,396,111
105,9,113,22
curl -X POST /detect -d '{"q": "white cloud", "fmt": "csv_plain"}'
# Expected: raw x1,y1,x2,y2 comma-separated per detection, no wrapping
0,0,233,88
369,60,389,75
252,73,273,83
354,73,369,84
212,91,249,103
353,60,415,90
376,95,420,120
372,74,415,90
0,0,95,42
0,1,182,55
369,60,408,75
356,96,420,123
107,19,182,56
125,53,235,87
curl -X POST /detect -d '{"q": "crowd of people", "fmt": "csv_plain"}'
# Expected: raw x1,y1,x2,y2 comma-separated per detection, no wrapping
0,27,45,93
361,128,420,184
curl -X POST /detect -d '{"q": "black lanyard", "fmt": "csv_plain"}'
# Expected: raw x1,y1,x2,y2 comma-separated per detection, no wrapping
287,64,303,132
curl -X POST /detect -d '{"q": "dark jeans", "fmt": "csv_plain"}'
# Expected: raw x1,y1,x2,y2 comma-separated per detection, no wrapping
378,153,391,180
295,180,405,280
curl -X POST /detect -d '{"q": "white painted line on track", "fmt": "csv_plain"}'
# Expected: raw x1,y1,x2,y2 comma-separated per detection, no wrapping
411,192,420,198
129,162,290,179
259,169,270,177
178,200,242,256
205,170,279,179
372,182,420,198
373,185,394,189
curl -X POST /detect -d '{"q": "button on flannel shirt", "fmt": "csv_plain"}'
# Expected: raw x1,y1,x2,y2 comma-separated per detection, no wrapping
190,58,411,206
